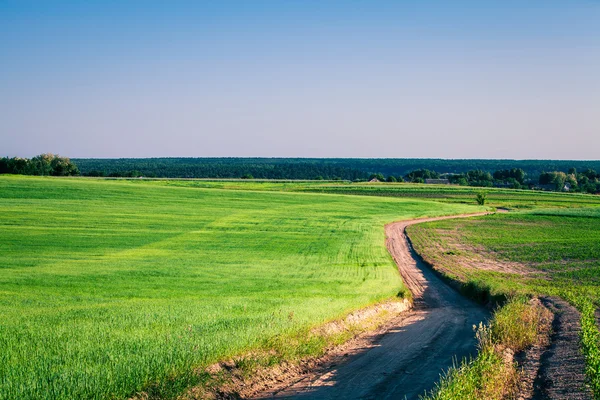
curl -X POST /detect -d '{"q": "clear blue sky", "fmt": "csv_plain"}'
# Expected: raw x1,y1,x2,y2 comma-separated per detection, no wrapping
1,1,599,159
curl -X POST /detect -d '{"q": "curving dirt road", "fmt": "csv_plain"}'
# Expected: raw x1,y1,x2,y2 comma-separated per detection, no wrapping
257,213,490,400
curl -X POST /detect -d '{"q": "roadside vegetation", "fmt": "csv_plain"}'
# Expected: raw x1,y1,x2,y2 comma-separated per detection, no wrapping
0,175,479,400
424,297,552,400
408,207,600,398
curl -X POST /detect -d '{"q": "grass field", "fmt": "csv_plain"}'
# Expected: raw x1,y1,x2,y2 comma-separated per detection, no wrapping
408,208,600,303
118,178,600,209
298,183,600,209
0,176,485,399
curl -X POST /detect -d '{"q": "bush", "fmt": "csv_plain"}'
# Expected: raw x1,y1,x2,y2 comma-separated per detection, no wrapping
476,192,487,206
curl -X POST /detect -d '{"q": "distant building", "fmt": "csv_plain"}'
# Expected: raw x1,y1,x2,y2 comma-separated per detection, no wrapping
425,179,450,185
369,178,380,183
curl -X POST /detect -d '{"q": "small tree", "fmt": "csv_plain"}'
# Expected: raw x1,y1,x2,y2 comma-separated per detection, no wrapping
476,191,487,205
49,155,79,176
552,172,567,191
386,176,397,182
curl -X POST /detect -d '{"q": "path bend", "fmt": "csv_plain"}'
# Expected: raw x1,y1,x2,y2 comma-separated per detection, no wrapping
256,212,490,399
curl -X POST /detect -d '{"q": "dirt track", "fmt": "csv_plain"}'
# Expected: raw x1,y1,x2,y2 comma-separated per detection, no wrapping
256,213,489,399
532,297,592,399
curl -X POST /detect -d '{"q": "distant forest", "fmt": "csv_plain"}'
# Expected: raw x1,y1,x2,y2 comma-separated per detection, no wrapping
3,157,600,193
72,157,600,181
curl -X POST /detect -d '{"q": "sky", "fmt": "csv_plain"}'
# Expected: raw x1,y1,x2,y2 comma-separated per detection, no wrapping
1,1,599,159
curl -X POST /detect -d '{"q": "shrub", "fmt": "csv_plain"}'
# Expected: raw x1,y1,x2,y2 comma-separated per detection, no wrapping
476,192,487,205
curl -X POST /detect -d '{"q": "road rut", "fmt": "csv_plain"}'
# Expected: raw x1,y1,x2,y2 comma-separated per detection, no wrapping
257,213,489,399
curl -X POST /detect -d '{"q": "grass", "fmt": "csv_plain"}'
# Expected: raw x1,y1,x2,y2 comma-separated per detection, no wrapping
424,346,509,400
408,208,600,398
298,183,600,209
0,175,484,399
88,178,600,209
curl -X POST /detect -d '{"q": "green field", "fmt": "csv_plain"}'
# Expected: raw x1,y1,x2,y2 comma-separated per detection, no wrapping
0,176,485,399
90,178,600,209
407,207,600,395
408,208,600,303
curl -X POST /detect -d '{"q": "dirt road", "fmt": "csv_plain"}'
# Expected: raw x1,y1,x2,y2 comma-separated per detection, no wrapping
257,213,489,399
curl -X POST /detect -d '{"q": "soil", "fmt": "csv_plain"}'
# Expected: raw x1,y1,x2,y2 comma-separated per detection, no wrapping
252,213,491,399
514,298,553,400
530,297,592,399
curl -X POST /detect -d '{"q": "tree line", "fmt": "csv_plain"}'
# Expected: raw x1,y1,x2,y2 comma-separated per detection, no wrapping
370,167,600,194
0,154,79,176
72,157,600,181
2,156,599,194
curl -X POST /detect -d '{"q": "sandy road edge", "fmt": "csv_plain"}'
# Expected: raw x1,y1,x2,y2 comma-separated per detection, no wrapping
385,212,492,301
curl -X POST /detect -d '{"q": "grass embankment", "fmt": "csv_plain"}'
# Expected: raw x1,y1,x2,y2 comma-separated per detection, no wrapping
409,208,600,398
0,175,482,399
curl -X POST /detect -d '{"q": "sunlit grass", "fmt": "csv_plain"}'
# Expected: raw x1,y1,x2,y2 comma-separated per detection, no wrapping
0,175,482,399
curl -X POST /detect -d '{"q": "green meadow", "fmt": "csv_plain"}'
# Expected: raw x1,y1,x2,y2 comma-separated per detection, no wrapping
0,176,482,399
122,178,600,209
408,208,600,304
